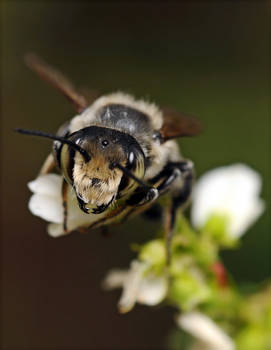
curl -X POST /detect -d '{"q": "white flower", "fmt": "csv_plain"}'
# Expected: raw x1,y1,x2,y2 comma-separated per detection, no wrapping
177,311,235,350
191,164,265,239
103,260,168,313
28,174,100,237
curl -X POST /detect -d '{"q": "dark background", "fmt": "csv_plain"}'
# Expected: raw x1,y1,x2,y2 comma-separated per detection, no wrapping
2,2,270,349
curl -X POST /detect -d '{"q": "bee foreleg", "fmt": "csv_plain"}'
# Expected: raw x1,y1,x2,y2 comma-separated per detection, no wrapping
156,167,181,194
127,160,194,263
166,160,194,263
126,187,158,207
126,160,192,208
171,159,194,208
39,153,56,175
62,179,69,233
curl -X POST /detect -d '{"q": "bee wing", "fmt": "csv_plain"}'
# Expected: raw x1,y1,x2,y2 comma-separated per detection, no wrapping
78,87,101,106
160,108,203,142
24,53,88,113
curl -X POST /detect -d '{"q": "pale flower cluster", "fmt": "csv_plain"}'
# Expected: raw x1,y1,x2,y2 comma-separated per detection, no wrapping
191,163,264,238
103,260,167,313
27,164,265,350
102,164,264,350
177,311,235,350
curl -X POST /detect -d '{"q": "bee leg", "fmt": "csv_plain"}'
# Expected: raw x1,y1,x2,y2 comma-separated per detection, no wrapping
171,160,194,208
127,161,190,207
165,160,194,263
156,167,182,194
149,160,193,193
140,166,184,221
62,179,69,233
127,160,194,262
126,187,159,206
39,153,55,175
144,159,194,263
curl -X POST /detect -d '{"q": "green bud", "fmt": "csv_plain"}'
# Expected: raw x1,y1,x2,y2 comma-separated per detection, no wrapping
203,214,236,247
139,239,166,267
236,326,270,350
169,271,211,311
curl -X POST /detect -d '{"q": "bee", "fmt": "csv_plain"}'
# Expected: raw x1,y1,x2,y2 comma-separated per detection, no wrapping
17,54,202,261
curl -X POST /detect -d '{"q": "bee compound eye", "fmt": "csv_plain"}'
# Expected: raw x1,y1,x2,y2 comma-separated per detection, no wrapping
60,144,74,185
126,147,145,177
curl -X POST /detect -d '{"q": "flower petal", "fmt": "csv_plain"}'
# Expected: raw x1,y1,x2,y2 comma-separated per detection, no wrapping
102,269,129,290
47,223,67,237
28,174,103,234
28,193,63,223
177,311,235,350
137,274,167,306
118,260,149,313
191,164,264,238
229,198,265,238
28,174,62,197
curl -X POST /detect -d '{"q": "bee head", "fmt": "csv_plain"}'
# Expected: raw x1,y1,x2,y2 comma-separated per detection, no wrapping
16,126,146,215
59,126,146,214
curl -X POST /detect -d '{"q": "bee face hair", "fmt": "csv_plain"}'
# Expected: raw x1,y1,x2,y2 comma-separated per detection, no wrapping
58,126,146,211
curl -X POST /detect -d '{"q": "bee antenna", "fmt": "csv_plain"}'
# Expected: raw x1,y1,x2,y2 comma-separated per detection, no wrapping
113,162,149,189
15,128,91,162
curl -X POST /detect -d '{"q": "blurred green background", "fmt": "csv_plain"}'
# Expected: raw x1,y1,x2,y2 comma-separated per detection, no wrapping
2,2,270,349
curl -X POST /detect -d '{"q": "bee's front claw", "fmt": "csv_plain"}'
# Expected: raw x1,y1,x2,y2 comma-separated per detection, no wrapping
137,188,158,206
143,188,158,204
